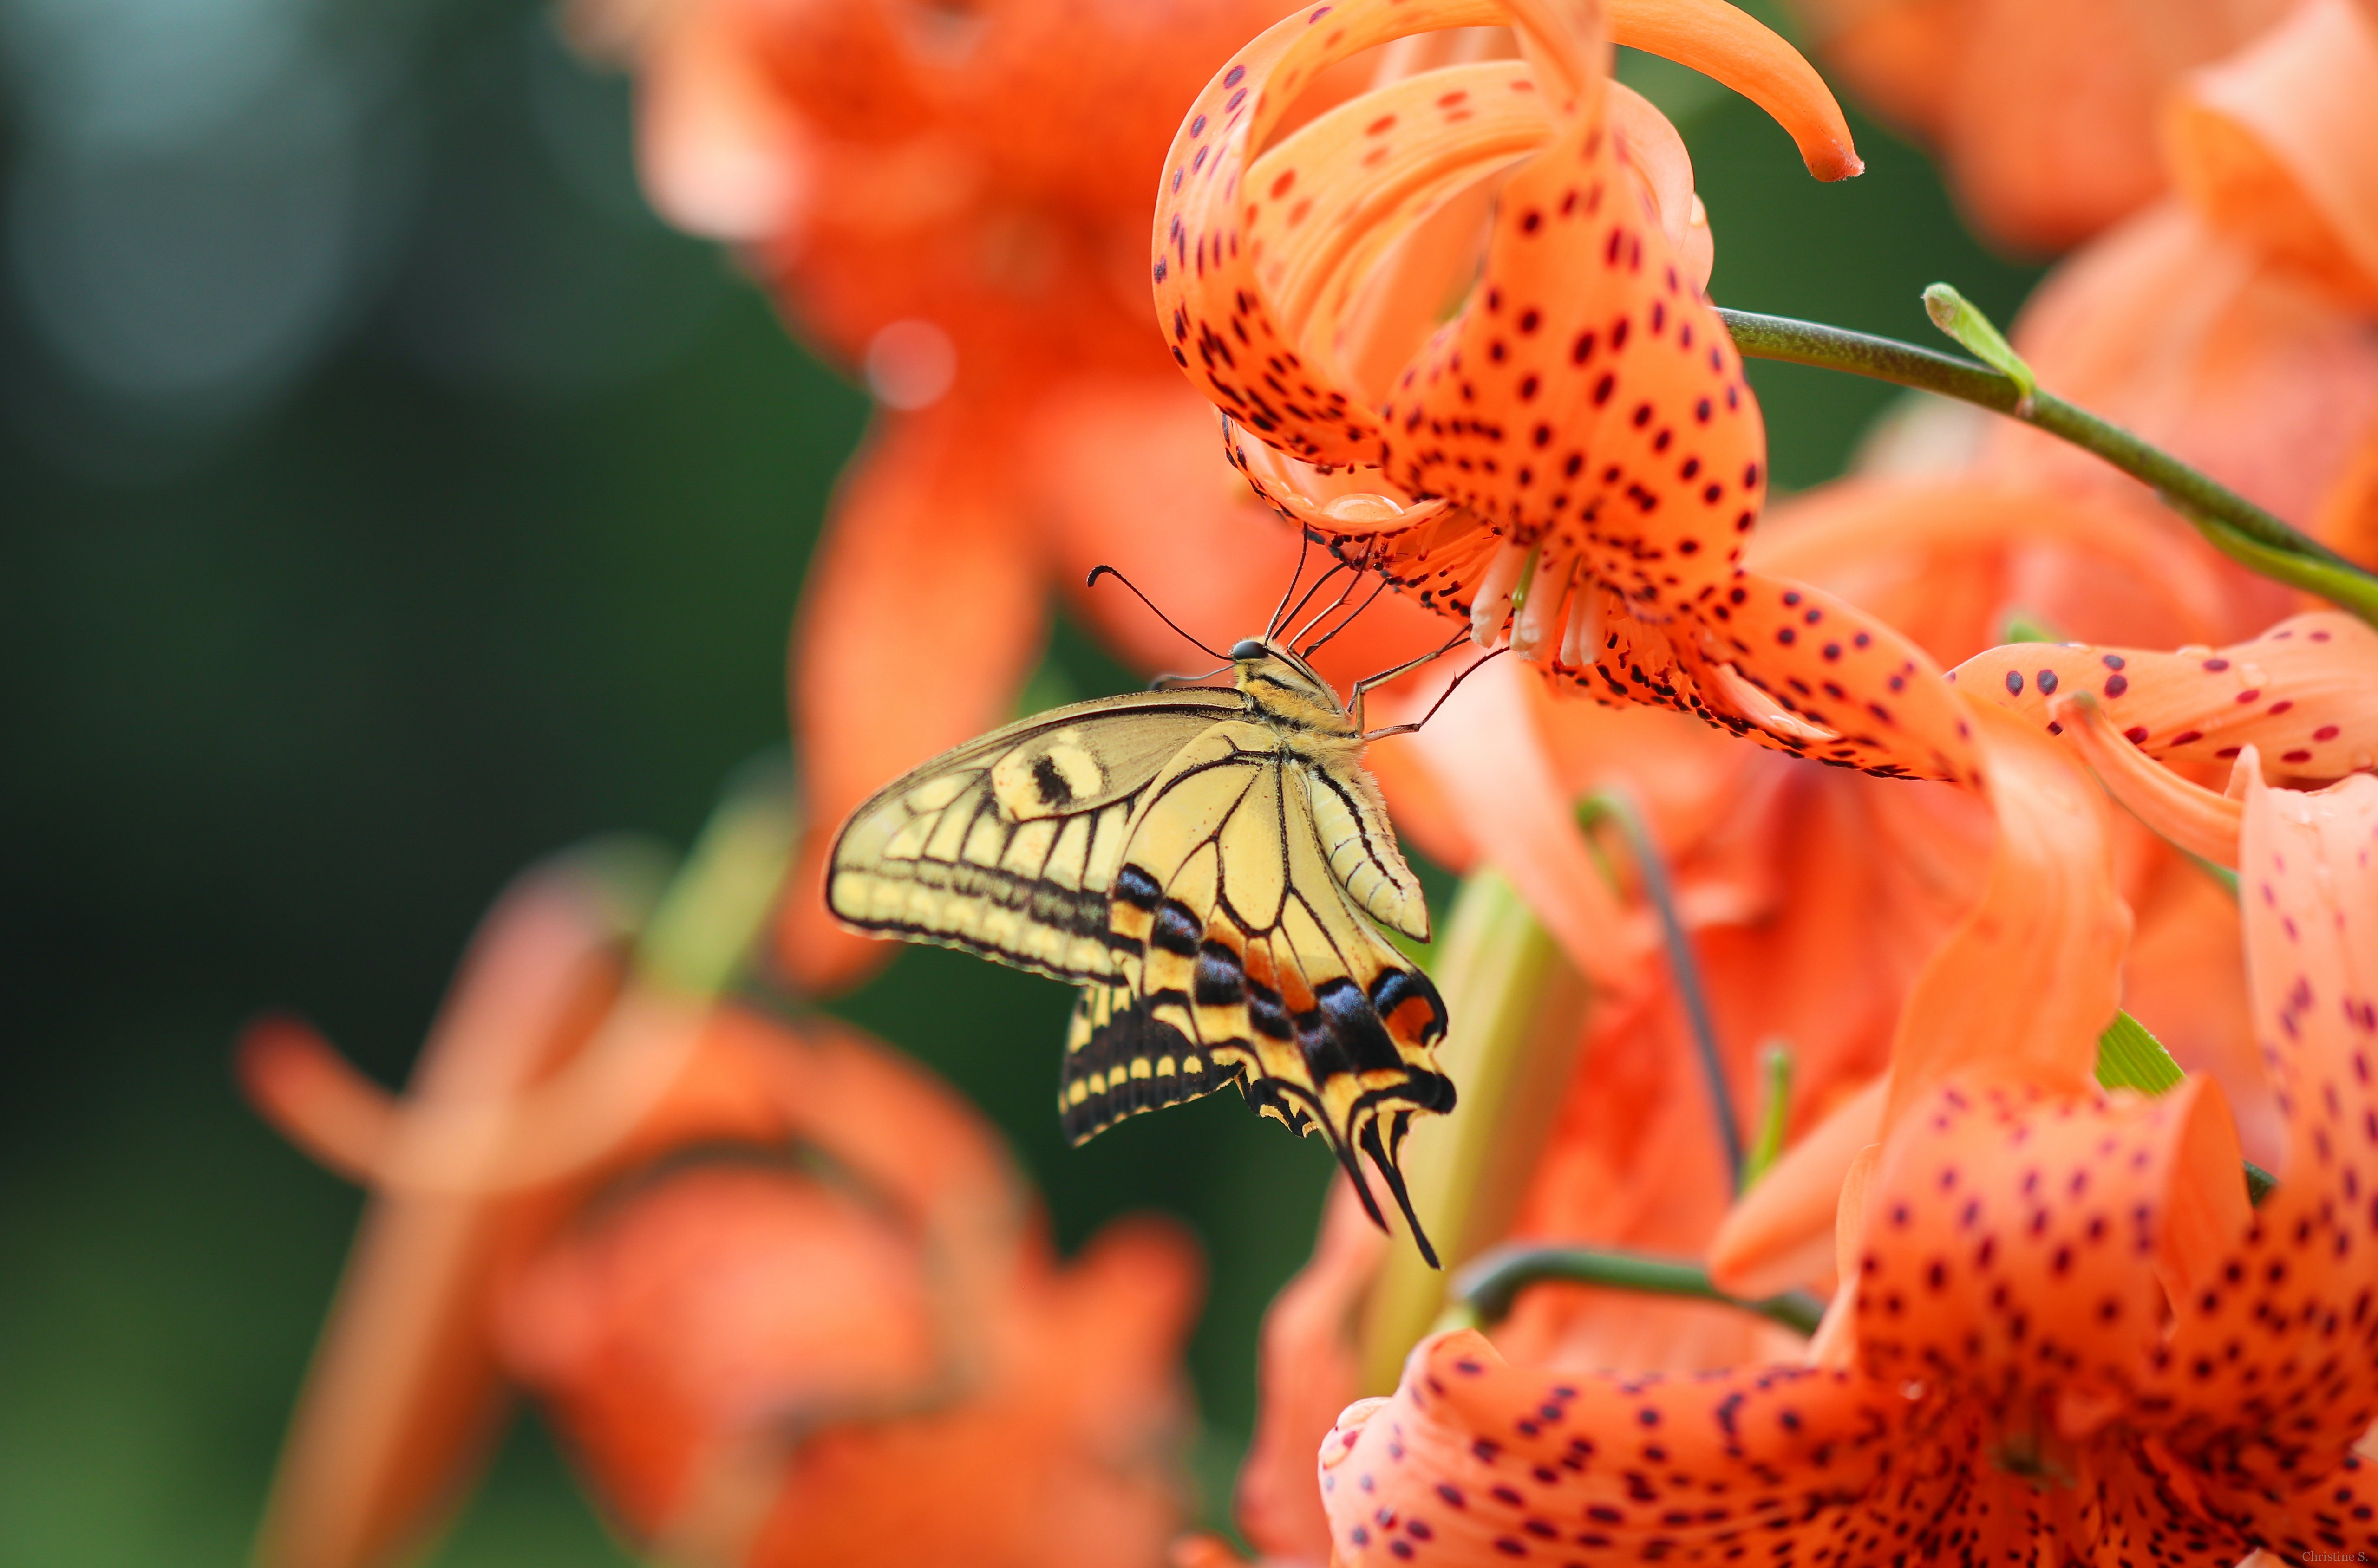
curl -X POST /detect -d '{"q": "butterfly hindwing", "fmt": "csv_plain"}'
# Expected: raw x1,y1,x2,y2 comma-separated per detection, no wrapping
1058,981,1245,1143
1083,725,1457,1262
827,689,1246,983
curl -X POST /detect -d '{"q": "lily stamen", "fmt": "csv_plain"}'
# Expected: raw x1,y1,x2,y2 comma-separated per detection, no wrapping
1558,571,1602,670
1468,535,1536,649
1509,553,1569,660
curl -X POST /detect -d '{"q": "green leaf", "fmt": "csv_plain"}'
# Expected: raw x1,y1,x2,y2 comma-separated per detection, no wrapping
2094,1009,2187,1095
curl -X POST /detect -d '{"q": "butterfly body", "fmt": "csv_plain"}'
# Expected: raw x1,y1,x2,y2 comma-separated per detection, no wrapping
828,638,1456,1263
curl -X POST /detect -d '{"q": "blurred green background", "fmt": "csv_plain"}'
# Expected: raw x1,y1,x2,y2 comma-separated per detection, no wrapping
0,2,2034,1563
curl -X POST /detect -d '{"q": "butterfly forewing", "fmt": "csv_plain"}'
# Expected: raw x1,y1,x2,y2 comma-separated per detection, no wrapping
828,689,1245,983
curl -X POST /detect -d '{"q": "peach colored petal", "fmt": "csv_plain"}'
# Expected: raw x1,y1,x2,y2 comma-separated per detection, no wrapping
239,1015,400,1184
2144,769,2378,1491
634,0,815,242
2165,0,2378,309
1952,611,2378,784
1607,0,1862,180
1318,1328,1905,1565
1988,202,2378,542
1882,700,2126,1126
1750,476,2236,662
1794,0,2288,252
1395,655,1640,989
778,405,1049,995
1855,1072,2249,1425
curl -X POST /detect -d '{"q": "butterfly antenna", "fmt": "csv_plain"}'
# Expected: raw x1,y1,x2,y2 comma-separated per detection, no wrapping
1360,641,1506,740
1287,564,1366,650
1085,565,1227,660
1301,574,1390,659
1264,531,1314,641
1272,560,1350,650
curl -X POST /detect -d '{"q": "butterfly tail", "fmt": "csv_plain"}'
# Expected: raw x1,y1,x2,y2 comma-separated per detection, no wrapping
1359,1114,1441,1270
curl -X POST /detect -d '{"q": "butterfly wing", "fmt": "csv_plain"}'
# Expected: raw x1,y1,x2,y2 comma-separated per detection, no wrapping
1062,722,1457,1264
827,689,1247,983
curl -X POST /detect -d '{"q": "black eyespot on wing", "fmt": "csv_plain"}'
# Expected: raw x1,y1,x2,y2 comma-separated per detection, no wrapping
1193,939,1247,1007
1369,967,1449,1046
1030,752,1071,806
1151,899,1202,956
1112,864,1163,910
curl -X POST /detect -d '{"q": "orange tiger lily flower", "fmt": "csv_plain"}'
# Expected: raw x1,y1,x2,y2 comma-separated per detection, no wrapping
1319,697,2378,1568
592,0,1455,992
1978,0,2378,571
1778,0,2290,253
240,856,1202,1568
1228,466,2302,1561
1236,450,2352,1563
1155,0,2012,789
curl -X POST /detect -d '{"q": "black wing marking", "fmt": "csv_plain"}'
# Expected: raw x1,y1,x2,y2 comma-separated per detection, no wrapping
1057,981,1245,1142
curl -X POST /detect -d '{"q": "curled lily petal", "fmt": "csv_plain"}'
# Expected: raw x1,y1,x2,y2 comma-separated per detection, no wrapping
1882,702,2129,1123
2050,693,2247,869
1952,610,2378,782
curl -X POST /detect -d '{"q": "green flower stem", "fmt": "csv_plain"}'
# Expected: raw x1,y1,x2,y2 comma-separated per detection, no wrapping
1451,1242,1828,1337
1576,790,1742,1191
1714,308,2378,627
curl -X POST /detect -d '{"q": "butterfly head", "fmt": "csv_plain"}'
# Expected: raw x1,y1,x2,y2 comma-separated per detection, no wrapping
1230,637,1357,735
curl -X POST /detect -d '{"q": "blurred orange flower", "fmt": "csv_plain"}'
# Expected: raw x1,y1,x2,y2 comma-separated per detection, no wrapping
1974,0,2378,583
241,855,1202,1568
1319,699,2378,1567
1781,0,2292,253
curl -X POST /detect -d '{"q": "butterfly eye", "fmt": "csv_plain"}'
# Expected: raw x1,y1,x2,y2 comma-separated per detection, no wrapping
1230,638,1268,660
